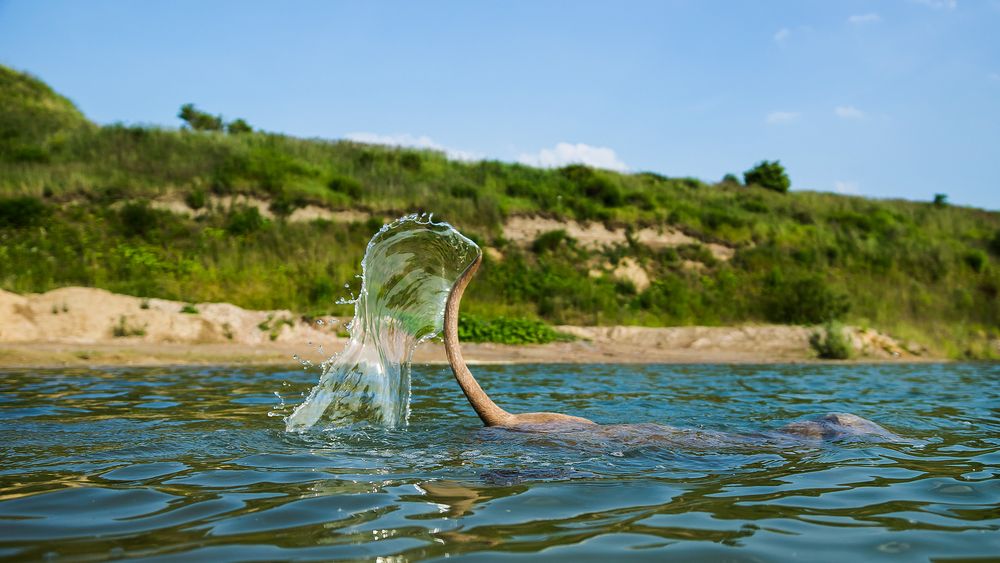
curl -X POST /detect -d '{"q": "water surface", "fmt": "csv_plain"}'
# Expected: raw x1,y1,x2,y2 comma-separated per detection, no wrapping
1,363,998,561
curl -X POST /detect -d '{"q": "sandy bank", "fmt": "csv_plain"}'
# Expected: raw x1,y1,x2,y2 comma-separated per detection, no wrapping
0,287,932,368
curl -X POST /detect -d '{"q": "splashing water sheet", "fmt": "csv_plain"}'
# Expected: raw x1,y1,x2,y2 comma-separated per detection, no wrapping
285,214,480,430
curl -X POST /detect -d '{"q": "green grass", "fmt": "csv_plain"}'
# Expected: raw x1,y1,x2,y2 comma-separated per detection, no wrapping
1,64,999,356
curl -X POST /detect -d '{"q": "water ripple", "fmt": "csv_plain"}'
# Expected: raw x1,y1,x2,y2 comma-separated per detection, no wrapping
0,363,998,560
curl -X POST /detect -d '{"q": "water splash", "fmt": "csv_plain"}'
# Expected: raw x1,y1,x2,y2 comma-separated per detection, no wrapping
285,214,480,431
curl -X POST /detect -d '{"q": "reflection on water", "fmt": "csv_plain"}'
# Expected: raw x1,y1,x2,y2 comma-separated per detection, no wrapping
286,214,479,431
1,363,998,560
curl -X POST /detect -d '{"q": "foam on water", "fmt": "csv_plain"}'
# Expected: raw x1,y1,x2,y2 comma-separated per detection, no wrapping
285,214,480,430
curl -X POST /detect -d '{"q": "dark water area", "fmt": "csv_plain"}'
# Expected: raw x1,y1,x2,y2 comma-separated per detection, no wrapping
1,363,998,561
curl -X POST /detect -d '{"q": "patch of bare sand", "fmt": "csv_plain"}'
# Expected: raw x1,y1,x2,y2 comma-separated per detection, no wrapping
0,287,343,347
502,216,735,261
148,196,372,223
587,257,651,291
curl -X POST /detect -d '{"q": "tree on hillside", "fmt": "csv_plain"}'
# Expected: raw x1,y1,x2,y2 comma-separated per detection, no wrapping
178,103,223,131
227,118,252,134
744,160,790,193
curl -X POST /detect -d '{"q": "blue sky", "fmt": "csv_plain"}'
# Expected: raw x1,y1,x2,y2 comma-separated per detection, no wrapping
2,0,998,209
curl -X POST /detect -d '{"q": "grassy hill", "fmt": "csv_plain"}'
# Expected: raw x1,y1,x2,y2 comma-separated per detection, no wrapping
1,65,998,357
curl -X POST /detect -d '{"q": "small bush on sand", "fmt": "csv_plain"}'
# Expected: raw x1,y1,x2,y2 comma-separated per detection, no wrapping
810,321,852,359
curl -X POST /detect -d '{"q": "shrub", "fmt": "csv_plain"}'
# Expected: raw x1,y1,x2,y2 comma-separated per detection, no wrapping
458,315,572,344
585,176,624,207
964,250,987,273
744,160,790,193
119,201,159,238
721,173,741,185
399,152,422,172
531,229,573,253
809,321,852,359
763,272,850,324
270,194,304,217
988,230,1000,257
933,193,948,207
560,165,624,207
677,243,717,266
257,313,294,340
5,144,49,163
506,181,535,198
0,196,48,228
450,182,478,200
184,189,207,210
625,189,655,210
226,206,267,235
112,315,147,337
178,103,223,131
328,175,363,199
180,304,198,314
227,118,252,134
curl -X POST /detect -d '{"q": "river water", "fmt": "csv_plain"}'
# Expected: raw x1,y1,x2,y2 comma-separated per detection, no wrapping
1,362,998,561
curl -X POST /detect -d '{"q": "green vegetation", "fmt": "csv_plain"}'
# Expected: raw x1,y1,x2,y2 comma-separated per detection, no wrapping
458,315,574,345
809,322,853,360
1,65,998,356
258,313,295,341
0,66,92,163
744,160,790,193
178,104,254,134
178,104,223,132
112,315,147,338
0,196,48,227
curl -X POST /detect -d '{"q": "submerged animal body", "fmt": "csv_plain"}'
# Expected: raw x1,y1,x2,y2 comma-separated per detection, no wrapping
444,255,899,442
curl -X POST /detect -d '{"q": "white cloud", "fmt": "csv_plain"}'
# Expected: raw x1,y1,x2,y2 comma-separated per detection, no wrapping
773,28,791,43
766,111,800,124
834,181,861,195
517,142,628,172
848,13,881,24
911,0,957,9
344,132,482,161
835,105,865,119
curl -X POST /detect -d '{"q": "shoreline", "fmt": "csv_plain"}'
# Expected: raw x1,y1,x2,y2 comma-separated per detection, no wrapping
0,339,944,370
1,286,944,369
